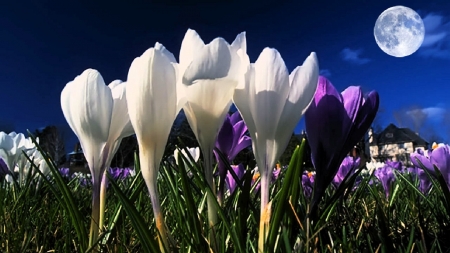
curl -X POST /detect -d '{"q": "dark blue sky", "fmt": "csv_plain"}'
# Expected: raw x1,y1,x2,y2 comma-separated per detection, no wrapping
1,0,450,150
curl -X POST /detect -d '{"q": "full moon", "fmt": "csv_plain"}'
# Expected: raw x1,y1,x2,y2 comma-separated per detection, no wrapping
374,6,425,57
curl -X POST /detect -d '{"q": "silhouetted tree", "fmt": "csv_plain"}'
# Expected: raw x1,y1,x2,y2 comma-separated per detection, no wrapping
34,126,66,165
110,135,138,167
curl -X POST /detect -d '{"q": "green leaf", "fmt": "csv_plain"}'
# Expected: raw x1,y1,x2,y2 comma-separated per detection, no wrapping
107,173,160,253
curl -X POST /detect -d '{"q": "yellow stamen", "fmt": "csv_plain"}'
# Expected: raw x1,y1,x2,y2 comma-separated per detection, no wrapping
432,142,439,150
253,172,260,181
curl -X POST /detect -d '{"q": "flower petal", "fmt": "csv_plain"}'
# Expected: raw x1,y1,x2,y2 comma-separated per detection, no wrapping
61,69,113,178
182,37,232,85
126,47,178,153
275,52,318,160
230,32,246,55
179,29,205,67
109,80,134,140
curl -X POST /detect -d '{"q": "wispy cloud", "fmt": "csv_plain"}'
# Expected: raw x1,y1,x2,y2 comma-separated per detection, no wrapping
319,69,331,77
340,48,371,65
406,106,446,121
419,13,450,59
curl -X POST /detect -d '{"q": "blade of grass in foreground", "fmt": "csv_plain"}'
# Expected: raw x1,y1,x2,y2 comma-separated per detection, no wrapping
102,152,146,245
108,173,160,253
267,140,306,251
27,131,88,251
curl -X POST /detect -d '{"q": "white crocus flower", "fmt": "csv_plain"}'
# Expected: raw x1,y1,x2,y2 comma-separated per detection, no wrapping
0,132,37,174
126,42,184,252
174,146,200,166
61,69,134,247
233,48,319,252
178,29,246,242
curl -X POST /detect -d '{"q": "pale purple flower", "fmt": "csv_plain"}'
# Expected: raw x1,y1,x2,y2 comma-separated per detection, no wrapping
374,164,396,198
332,156,360,188
225,163,246,194
410,144,450,189
406,167,432,194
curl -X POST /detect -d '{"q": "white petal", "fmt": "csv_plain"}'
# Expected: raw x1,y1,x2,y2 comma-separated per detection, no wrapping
192,147,200,162
233,64,260,163
251,48,290,143
61,69,113,178
182,38,233,85
275,52,319,160
174,149,181,165
0,132,13,152
230,32,247,55
126,46,178,158
179,29,205,72
108,80,134,141
155,42,177,63
127,46,180,191
183,79,235,150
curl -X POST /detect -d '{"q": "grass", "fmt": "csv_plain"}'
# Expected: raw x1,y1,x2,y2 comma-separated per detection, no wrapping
1,143,450,252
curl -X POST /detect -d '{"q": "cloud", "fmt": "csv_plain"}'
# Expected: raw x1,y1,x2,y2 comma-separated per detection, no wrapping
418,13,450,59
319,69,331,77
340,48,371,65
407,106,446,121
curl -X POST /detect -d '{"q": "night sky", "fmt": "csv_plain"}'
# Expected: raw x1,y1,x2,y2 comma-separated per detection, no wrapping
1,0,450,150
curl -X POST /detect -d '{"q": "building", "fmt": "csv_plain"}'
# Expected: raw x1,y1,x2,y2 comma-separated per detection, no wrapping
368,124,428,165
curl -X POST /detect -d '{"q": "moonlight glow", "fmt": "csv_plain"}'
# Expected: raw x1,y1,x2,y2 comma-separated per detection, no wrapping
374,6,425,57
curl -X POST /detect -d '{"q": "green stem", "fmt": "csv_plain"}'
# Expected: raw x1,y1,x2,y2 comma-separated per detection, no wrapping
204,146,218,252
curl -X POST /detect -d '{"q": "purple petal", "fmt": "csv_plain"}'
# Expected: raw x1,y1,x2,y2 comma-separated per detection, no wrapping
342,90,379,157
226,164,245,194
215,116,233,158
228,136,252,161
410,152,435,176
229,111,243,125
429,145,450,184
341,86,363,128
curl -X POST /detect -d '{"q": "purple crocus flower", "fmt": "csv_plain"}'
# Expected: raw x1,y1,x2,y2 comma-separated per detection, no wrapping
59,167,71,178
305,76,379,210
410,144,450,189
332,156,360,188
302,171,315,198
0,157,9,177
225,163,246,194
252,165,282,193
214,111,252,200
385,160,403,171
109,167,126,180
374,164,396,198
406,167,432,194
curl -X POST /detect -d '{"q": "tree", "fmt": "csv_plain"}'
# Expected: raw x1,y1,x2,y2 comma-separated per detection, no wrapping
34,126,66,165
110,135,138,168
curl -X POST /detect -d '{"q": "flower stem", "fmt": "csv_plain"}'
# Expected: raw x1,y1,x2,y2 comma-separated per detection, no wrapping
258,165,271,253
89,178,101,248
141,149,171,252
99,171,108,230
204,147,218,252
148,179,170,252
